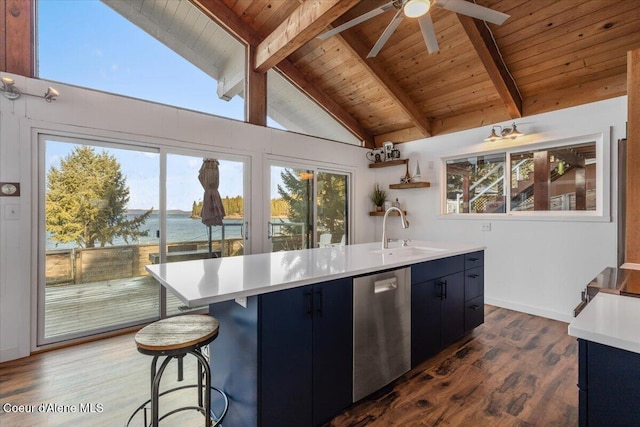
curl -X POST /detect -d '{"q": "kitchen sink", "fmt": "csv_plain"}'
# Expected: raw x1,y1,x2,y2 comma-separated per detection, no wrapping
370,246,447,256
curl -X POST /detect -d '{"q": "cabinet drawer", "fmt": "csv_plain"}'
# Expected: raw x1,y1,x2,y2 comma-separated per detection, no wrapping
464,251,484,269
465,267,484,301
411,255,464,284
465,295,484,331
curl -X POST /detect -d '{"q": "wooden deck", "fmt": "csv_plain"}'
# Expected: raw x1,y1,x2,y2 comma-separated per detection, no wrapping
45,275,199,339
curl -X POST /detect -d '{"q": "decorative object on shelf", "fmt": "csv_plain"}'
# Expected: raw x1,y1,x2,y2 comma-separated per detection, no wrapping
369,183,387,211
382,141,401,161
484,123,525,142
366,148,385,163
0,76,60,102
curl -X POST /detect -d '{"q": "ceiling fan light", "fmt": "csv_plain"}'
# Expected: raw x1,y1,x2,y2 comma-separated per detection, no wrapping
403,0,431,18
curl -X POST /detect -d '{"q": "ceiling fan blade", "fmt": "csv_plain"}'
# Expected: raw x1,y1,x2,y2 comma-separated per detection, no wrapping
418,13,439,54
317,1,396,41
367,9,404,58
437,0,510,25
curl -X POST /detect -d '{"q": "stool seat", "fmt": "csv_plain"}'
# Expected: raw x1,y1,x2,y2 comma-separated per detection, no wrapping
135,314,219,355
128,314,228,426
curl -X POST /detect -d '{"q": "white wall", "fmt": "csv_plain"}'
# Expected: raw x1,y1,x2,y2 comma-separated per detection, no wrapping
0,73,625,362
0,74,377,361
372,97,626,323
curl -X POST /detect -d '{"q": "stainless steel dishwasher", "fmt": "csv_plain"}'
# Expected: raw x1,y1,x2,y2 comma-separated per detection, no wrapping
353,267,411,401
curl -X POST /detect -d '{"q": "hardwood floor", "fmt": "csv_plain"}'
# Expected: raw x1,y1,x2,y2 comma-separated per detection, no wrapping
0,306,578,426
326,305,578,426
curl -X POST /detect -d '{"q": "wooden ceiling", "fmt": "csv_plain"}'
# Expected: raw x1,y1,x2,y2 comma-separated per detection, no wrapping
189,0,640,147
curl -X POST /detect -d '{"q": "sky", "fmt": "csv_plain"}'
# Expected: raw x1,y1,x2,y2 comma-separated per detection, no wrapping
38,0,281,210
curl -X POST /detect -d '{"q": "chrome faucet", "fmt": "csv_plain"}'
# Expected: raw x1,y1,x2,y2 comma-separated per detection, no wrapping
382,207,409,249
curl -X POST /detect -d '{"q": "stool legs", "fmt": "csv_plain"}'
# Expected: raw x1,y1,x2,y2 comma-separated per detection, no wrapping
150,356,173,427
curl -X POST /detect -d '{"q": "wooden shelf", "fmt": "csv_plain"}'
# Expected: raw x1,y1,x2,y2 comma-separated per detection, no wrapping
368,159,408,168
389,182,431,189
369,210,407,216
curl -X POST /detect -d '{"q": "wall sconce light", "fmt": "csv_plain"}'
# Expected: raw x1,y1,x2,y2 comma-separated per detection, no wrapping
484,123,524,142
0,76,60,103
1,77,21,100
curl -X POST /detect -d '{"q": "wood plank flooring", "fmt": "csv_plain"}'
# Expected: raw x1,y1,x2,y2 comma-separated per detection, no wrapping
325,305,578,426
0,306,578,426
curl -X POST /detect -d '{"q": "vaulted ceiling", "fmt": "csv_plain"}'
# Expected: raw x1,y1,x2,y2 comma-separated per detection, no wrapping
188,0,640,147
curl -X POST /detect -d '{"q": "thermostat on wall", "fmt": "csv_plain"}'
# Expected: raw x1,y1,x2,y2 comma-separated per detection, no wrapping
0,182,20,196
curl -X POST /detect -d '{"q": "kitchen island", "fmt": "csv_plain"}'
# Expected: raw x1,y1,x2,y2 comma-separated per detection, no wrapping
146,240,485,427
568,267,640,427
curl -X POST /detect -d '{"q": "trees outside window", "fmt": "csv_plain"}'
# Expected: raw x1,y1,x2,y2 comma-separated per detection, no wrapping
46,145,151,248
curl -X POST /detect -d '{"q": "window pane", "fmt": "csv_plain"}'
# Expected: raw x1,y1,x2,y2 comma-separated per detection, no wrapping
42,139,160,342
511,142,596,211
37,0,245,120
446,154,506,214
270,167,313,252
317,172,348,247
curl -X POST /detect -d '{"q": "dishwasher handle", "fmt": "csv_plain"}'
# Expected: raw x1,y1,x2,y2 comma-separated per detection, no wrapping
374,277,398,293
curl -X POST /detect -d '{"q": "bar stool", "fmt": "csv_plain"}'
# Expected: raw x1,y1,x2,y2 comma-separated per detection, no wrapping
127,314,228,426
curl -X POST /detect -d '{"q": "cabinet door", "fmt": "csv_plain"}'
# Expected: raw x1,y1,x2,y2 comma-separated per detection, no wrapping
259,286,313,427
441,272,465,347
411,278,442,367
312,278,353,426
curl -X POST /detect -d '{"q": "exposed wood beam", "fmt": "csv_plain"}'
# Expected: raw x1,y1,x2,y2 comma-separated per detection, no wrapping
276,60,373,148
1,0,34,76
337,31,432,139
255,0,360,74
627,48,640,264
246,45,267,126
457,14,522,119
190,0,371,146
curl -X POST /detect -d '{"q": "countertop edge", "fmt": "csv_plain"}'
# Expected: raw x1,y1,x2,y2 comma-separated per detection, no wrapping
568,292,640,355
146,241,486,307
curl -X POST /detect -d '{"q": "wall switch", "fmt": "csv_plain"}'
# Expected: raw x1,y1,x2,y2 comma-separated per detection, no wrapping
481,222,491,232
5,204,19,220
235,297,247,308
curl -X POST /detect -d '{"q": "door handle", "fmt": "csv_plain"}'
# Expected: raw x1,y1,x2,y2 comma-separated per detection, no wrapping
468,274,479,279
443,280,448,300
469,305,481,311
438,280,446,300
244,221,249,241
468,257,479,262
315,288,323,317
305,291,313,318
267,222,273,239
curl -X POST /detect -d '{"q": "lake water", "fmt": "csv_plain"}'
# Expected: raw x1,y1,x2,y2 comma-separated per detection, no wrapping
46,213,245,250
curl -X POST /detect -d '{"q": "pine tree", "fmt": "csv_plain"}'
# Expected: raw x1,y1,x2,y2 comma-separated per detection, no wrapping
45,146,152,248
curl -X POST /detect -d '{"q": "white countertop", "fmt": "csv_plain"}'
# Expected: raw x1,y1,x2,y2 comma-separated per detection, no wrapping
146,240,484,307
568,292,640,354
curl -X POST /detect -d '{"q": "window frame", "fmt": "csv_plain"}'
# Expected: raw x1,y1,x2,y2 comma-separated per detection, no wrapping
440,131,611,222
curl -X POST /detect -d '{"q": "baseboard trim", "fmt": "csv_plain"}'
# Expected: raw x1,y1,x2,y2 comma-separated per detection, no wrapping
485,297,574,324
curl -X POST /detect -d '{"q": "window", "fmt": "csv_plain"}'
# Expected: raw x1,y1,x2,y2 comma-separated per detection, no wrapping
37,0,246,120
510,143,596,211
443,134,606,218
446,154,506,214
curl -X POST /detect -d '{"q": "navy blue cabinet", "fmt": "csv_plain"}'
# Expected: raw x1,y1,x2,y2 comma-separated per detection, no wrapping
464,251,485,332
578,339,640,426
259,278,353,427
411,251,484,367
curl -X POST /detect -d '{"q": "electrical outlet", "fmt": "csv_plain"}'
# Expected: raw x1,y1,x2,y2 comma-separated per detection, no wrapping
481,222,491,232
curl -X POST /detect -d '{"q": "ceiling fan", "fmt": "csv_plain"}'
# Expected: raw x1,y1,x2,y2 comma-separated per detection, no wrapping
317,0,510,57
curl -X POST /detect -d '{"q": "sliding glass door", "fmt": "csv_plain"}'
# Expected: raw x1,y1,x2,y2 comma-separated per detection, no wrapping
267,163,349,252
40,136,160,343
39,136,248,345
